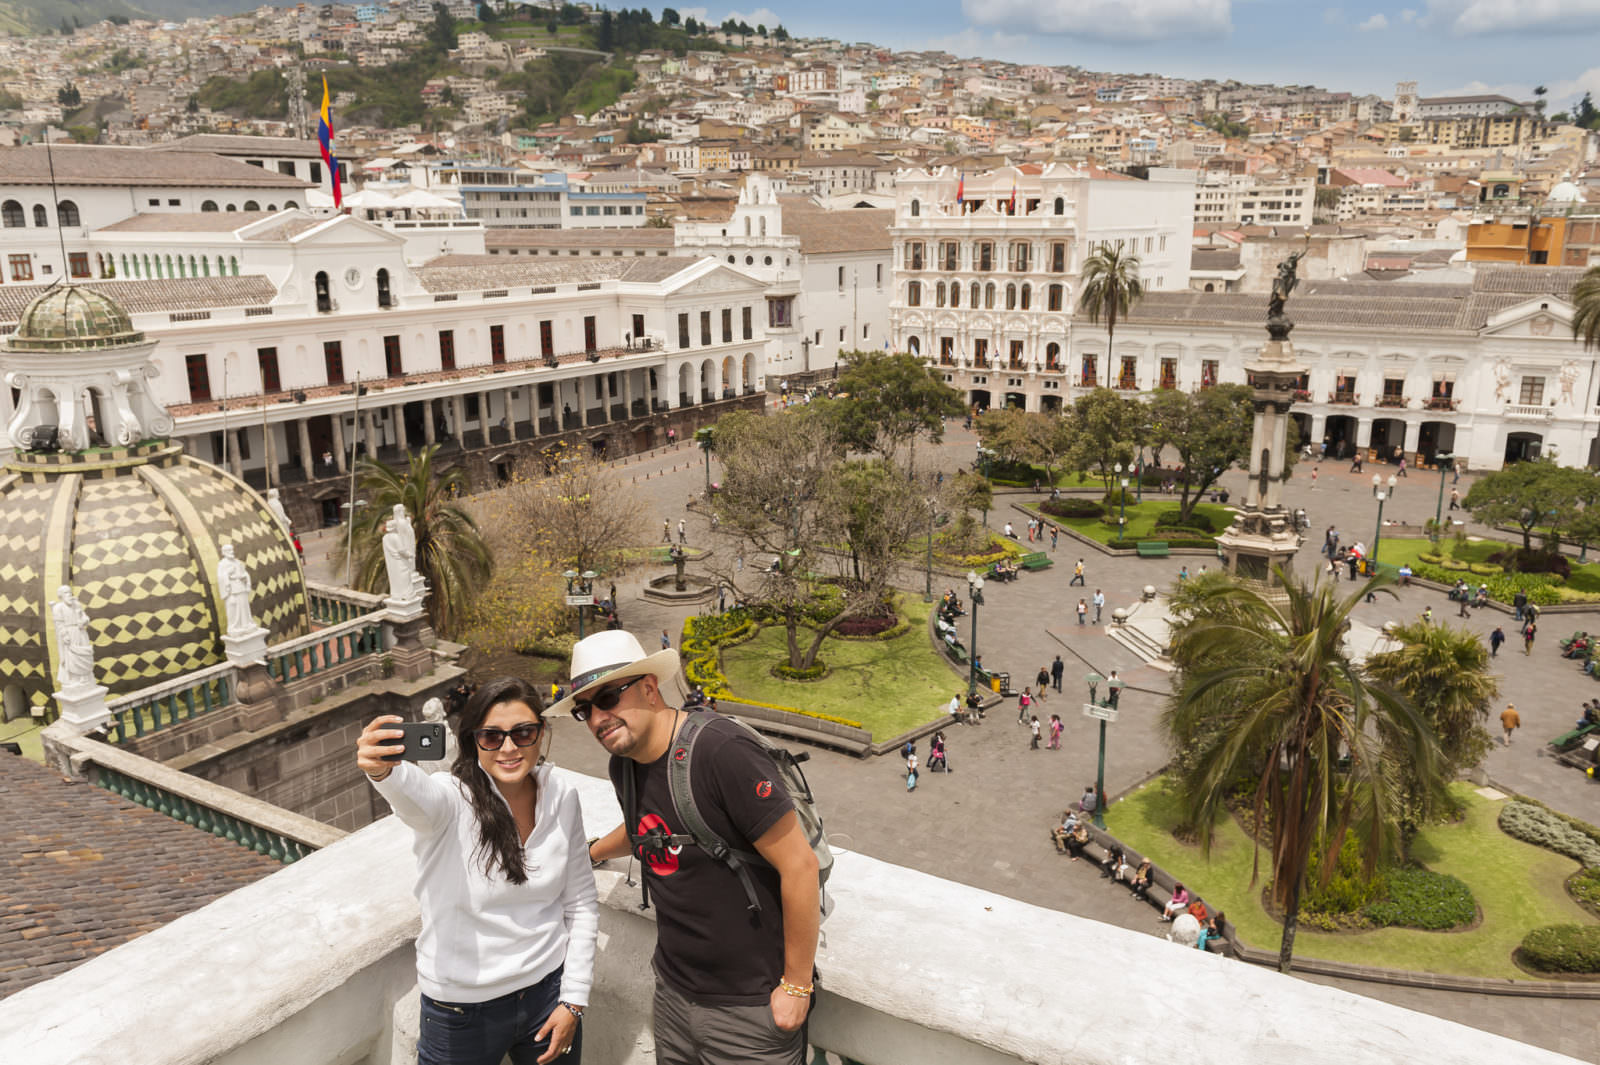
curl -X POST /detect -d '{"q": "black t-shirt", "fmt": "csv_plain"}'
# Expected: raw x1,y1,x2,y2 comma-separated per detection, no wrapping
610,718,794,1005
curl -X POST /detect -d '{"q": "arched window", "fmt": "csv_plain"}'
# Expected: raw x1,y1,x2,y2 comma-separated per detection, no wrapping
970,282,980,307
1048,283,1063,311
175,256,185,278
907,335,920,356
759,217,767,236
57,200,80,227
2,200,24,227
119,254,129,277
1005,283,1017,310
201,256,210,277
165,254,174,277
744,217,751,236
243,200,260,212
1054,196,1065,216
283,200,297,209
935,281,946,308
226,203,237,212
910,199,921,218
1020,283,1031,311
216,255,226,276
32,204,47,227
201,200,218,212
315,270,332,312
984,282,995,309
189,255,198,276
950,282,960,308
265,203,276,211
1046,342,1061,370
1204,282,1215,292
907,281,921,307
377,267,392,308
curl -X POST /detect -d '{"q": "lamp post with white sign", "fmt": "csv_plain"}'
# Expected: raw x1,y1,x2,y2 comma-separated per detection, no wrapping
1083,671,1121,828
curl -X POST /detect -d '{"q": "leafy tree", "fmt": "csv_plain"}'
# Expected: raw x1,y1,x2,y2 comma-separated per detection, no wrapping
1461,458,1583,552
683,16,700,34
57,82,82,108
660,7,680,25
546,18,558,33
1146,383,1255,522
1077,244,1144,388
0,89,20,111
1063,388,1137,495
186,95,199,114
827,349,965,470
428,4,459,51
1364,622,1497,851
596,10,614,51
1163,571,1443,972
1578,92,1600,130
1534,84,1548,116
559,3,587,24
773,24,789,40
1571,265,1600,351
60,16,73,35
756,23,767,36
351,444,492,637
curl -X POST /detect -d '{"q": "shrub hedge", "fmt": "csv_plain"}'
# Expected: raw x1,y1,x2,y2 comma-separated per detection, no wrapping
774,662,828,681
1040,497,1105,519
1570,867,1600,915
1498,801,1600,867
1362,866,1476,930
1519,925,1600,973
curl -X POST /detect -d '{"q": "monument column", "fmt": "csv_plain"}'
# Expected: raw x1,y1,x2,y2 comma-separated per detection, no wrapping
393,404,408,451
297,419,314,480
423,401,436,446
330,414,346,474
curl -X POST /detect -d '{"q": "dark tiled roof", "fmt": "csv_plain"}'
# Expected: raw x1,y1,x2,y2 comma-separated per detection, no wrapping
152,134,325,159
1470,264,1585,295
0,278,279,322
0,147,311,189
98,212,278,233
485,228,676,249
1127,285,1471,332
777,197,892,253
1190,248,1241,271
413,255,699,292
0,753,280,999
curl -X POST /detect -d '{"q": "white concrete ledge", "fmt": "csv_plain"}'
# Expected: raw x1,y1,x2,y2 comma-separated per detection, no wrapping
0,768,1584,1065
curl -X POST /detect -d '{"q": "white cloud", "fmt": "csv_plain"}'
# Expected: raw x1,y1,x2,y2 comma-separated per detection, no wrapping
1357,12,1388,29
1399,7,1418,21
677,7,710,23
1427,0,1600,35
722,7,781,28
959,0,1231,42
921,27,1034,57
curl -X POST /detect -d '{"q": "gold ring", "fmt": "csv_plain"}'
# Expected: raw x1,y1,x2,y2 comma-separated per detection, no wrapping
562,1047,572,1056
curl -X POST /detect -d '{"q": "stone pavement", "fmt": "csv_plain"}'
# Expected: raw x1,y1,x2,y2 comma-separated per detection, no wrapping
307,428,1600,1061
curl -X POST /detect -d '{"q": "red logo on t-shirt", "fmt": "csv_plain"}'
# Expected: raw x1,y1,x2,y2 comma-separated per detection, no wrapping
754,780,773,799
635,812,681,875
673,747,687,761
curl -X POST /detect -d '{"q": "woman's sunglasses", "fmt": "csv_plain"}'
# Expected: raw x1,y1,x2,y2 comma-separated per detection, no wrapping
473,722,544,752
571,676,643,722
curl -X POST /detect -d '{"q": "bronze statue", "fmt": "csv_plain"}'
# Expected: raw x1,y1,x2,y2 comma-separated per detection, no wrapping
1266,250,1306,339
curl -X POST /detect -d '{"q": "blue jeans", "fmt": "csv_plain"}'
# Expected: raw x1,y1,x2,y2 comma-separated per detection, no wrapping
419,967,578,1065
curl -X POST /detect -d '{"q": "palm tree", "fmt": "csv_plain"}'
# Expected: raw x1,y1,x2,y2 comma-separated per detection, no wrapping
350,443,492,638
1363,621,1498,850
1572,265,1600,349
1163,570,1443,973
1077,244,1145,389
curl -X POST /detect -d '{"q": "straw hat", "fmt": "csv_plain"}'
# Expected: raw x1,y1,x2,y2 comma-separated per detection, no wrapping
546,629,680,717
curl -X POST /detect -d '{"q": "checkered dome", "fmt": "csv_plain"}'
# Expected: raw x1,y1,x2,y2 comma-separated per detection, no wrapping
0,443,310,717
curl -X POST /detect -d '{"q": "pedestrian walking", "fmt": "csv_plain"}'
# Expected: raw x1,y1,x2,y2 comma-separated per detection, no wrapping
1350,453,1364,473
660,629,671,650
1179,565,1190,581
1500,703,1521,746
1310,466,1318,490
1049,525,1058,550
662,519,671,542
1029,716,1042,750
1035,665,1051,701
1326,557,1338,582
905,748,919,792
1490,626,1505,657
1017,687,1033,724
1449,488,1460,511
677,518,686,545
1092,589,1105,624
1051,654,1064,692
1047,713,1063,750
1397,455,1407,478
1077,598,1088,625
1513,589,1528,622
1524,619,1538,655
1070,559,1086,586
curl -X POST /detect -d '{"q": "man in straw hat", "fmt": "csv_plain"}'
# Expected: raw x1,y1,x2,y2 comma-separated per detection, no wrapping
555,630,819,1064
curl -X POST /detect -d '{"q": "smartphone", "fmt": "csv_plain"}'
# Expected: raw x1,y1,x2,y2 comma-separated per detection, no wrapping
384,721,447,762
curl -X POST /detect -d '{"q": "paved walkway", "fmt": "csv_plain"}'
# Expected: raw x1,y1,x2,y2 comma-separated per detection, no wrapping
309,428,1600,1061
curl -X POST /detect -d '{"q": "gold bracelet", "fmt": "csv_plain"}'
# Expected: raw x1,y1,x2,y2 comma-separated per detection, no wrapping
779,979,814,998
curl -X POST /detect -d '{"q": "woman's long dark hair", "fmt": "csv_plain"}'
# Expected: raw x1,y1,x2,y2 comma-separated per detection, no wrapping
452,676,544,884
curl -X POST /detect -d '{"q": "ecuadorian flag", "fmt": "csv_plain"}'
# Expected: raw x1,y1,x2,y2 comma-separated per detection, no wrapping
318,76,342,209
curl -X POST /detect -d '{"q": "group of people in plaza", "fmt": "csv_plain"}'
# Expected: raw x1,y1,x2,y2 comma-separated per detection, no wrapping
357,628,821,1065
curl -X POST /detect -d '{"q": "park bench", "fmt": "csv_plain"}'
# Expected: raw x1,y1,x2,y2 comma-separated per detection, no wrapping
1019,551,1053,571
1549,721,1600,752
1135,541,1170,558
986,561,1019,581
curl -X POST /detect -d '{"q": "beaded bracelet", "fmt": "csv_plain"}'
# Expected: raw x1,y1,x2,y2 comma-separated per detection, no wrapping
779,979,814,998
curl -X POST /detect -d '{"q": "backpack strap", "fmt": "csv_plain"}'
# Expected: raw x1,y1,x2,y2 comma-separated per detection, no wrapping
668,711,766,913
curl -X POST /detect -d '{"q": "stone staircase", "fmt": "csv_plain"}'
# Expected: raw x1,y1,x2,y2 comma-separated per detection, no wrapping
1108,595,1175,670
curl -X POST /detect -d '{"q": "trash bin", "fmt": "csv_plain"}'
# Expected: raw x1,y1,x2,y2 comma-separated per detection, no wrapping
990,675,1002,693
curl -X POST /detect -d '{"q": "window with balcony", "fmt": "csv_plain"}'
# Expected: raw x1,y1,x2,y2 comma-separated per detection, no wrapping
1049,242,1066,273
1379,378,1405,407
1118,356,1137,390
1333,374,1357,404
258,347,281,393
976,242,993,272
973,339,988,368
1519,376,1545,405
1427,376,1455,410
1201,359,1218,389
439,330,455,371
185,354,211,403
1081,354,1098,387
1159,357,1177,390
68,252,90,278
1009,241,1030,272
383,335,403,378
1046,342,1061,370
907,242,924,271
940,336,955,364
324,340,345,386
1009,340,1025,370
939,241,958,270
541,320,555,359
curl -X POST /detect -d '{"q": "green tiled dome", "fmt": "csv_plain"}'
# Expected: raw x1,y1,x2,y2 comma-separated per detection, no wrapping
9,284,144,353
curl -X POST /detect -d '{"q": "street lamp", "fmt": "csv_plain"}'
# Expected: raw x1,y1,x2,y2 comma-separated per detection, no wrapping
966,571,985,700
1083,670,1119,829
1371,473,1397,574
1432,453,1454,543
923,498,937,603
564,569,598,638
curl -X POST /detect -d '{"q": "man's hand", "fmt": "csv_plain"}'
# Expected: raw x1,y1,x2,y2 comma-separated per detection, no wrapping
769,985,810,1031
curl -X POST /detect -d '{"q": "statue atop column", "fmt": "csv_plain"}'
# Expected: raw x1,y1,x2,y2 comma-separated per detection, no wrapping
52,585,96,690
266,488,293,534
383,503,427,607
1266,250,1305,341
217,542,257,634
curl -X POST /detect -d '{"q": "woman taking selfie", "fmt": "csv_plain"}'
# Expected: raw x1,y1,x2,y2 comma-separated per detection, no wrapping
357,677,598,1065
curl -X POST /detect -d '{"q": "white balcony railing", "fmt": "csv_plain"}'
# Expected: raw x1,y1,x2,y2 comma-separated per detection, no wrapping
0,770,1563,1065
1505,403,1555,420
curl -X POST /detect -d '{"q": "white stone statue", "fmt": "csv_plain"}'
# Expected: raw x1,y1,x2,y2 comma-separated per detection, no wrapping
217,542,257,634
382,506,423,602
1560,360,1579,405
1493,360,1512,402
52,585,96,689
266,488,293,534
420,697,458,770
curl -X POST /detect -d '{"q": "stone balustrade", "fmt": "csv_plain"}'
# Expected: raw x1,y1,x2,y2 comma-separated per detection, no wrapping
0,769,1578,1065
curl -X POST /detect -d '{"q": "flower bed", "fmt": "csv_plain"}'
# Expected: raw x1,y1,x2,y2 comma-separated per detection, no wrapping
1498,801,1600,867
1518,925,1600,973
680,610,865,729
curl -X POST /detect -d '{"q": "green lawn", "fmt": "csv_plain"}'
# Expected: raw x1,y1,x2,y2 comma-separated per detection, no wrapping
1108,779,1596,979
1024,501,1231,546
1370,537,1600,598
718,596,962,738
0,719,43,761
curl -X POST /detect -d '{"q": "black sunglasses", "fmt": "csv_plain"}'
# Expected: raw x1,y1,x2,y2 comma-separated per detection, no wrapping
571,676,643,722
473,722,544,752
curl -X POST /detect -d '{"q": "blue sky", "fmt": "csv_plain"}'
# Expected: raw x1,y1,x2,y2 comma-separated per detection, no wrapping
680,1,1600,112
